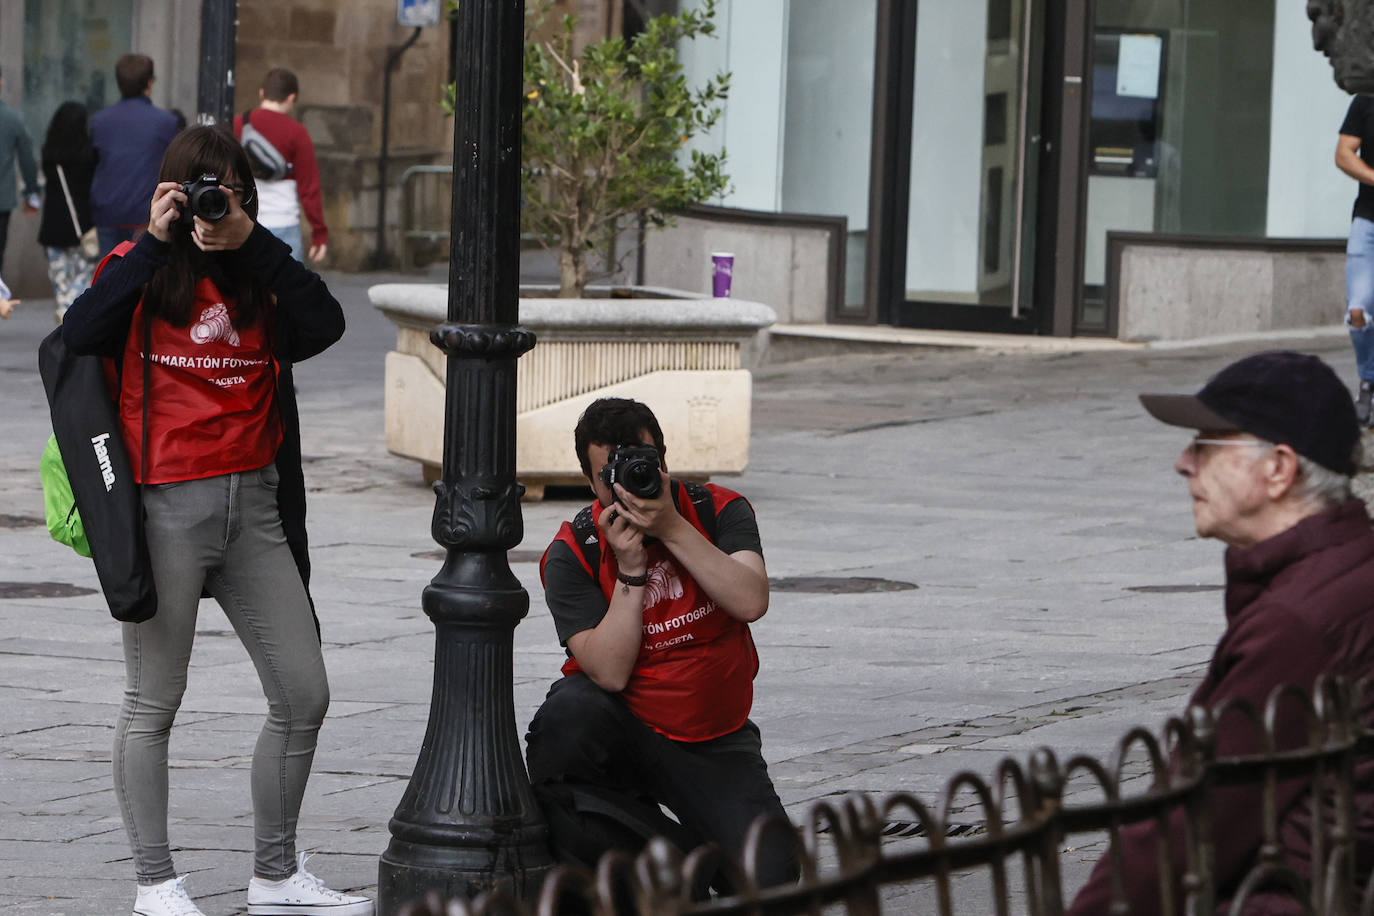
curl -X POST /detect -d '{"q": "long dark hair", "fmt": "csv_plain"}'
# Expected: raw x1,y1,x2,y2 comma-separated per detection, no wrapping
142,126,270,329
41,101,93,167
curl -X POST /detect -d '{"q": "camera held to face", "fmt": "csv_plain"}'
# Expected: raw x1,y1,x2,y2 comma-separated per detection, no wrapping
600,445,663,501
179,174,229,223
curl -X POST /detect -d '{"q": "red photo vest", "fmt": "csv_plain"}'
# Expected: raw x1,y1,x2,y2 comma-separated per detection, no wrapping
552,482,760,742
119,276,281,483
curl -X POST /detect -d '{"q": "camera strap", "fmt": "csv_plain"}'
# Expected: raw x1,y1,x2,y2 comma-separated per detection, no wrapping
570,480,718,576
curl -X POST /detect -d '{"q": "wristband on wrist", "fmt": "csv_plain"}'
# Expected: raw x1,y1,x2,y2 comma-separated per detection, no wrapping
617,570,649,587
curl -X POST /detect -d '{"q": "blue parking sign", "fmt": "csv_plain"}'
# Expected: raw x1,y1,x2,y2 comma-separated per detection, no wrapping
398,0,441,27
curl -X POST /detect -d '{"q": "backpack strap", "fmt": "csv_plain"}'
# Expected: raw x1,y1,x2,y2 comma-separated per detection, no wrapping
681,480,718,544
567,480,719,578
140,307,150,499
568,504,601,577
91,241,136,284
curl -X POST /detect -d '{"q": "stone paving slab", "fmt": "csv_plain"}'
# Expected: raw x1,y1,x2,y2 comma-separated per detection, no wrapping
1,274,1360,913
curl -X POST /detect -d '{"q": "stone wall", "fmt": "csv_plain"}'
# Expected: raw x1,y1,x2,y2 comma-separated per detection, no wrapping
1112,234,1345,342
225,0,672,271
642,209,842,324
0,0,656,283
549,0,622,50
234,0,453,269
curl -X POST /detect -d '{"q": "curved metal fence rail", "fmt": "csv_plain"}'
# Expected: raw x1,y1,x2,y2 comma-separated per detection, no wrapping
395,677,1374,916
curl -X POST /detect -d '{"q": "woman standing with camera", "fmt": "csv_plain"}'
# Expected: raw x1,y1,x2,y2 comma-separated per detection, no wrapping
60,126,370,916
38,101,97,323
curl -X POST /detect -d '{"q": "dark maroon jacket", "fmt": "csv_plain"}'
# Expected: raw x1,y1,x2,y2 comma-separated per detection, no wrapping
1068,500,1374,915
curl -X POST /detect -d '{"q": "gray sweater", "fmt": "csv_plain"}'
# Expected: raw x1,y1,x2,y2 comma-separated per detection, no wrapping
0,100,38,212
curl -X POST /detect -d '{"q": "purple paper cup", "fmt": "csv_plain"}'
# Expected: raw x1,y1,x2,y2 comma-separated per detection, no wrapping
711,252,734,298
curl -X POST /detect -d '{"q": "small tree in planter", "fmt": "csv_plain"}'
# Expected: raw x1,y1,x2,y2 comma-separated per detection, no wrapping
520,0,730,298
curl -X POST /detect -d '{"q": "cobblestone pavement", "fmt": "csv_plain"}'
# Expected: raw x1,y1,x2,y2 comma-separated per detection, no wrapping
0,273,1355,913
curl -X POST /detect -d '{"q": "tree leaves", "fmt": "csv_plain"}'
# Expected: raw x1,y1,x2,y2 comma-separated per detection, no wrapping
519,0,731,296
439,0,730,296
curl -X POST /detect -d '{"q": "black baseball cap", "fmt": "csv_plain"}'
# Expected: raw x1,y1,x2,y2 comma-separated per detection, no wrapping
1138,351,1359,475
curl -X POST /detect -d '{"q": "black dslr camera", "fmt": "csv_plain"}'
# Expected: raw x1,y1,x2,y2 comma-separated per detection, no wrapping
179,174,230,223
600,445,663,500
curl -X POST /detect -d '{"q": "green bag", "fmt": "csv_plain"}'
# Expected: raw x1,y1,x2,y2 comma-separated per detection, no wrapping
41,433,91,558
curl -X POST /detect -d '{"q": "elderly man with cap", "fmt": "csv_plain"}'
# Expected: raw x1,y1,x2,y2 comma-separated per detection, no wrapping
1068,351,1374,915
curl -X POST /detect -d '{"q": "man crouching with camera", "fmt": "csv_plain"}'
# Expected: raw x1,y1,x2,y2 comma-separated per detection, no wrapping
525,397,798,892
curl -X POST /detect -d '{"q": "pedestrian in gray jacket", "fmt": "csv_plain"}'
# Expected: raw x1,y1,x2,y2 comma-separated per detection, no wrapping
0,65,40,274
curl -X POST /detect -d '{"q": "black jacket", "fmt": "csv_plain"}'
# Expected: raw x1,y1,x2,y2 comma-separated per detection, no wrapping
38,151,96,248
60,224,345,592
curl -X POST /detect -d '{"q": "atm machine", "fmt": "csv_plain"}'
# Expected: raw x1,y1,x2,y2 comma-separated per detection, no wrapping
1084,29,1167,293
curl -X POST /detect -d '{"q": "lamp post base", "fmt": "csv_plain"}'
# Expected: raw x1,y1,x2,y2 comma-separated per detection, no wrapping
378,835,551,913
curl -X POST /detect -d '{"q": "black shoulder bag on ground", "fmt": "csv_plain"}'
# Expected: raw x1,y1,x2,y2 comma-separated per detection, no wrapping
38,327,157,622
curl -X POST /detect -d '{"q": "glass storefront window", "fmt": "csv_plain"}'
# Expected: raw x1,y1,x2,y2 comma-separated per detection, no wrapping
781,1,876,310
22,0,132,144
1266,3,1355,240
903,0,1040,314
1081,0,1275,327
676,0,876,311
681,0,1354,335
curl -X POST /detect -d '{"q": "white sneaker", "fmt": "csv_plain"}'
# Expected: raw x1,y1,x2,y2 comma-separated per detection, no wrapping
247,853,374,915
133,875,206,916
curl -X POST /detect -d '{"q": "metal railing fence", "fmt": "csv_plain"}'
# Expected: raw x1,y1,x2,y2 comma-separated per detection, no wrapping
396,677,1374,916
399,165,454,270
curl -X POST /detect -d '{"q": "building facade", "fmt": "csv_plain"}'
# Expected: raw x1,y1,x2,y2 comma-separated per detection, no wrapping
0,0,1357,340
671,0,1354,338
0,0,453,294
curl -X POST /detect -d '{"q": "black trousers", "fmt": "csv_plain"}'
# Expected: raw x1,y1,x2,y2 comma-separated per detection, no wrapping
0,209,10,275
525,672,799,891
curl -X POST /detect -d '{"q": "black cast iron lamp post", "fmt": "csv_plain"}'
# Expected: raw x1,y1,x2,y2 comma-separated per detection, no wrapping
196,0,237,126
376,0,553,910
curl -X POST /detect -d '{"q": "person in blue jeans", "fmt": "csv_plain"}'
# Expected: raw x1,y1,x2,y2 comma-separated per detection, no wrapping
1338,94,1374,426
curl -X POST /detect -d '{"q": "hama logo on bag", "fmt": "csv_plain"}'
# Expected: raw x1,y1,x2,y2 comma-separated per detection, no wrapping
90,432,116,491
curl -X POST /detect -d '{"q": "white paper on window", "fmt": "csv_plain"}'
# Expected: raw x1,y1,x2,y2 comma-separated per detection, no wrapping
1116,34,1162,99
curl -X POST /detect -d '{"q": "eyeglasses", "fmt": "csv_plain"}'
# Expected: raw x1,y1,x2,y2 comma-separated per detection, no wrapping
1186,437,1267,458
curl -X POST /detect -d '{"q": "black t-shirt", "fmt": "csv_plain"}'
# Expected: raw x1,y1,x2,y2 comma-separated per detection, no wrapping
542,494,763,647
1341,95,1374,222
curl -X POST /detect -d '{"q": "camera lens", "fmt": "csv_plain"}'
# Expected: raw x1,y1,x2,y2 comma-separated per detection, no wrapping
622,459,661,499
192,186,229,222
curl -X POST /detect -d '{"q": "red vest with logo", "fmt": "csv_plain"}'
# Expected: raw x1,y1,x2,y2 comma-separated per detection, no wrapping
116,263,280,484
547,481,759,742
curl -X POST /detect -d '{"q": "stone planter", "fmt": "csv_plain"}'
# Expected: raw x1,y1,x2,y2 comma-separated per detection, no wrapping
369,284,777,498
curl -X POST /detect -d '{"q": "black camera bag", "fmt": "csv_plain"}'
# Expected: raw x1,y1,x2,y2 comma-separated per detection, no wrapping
38,327,158,623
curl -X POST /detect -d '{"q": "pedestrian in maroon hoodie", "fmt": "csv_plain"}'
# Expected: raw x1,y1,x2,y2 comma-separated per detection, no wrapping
233,68,328,264
1069,351,1374,915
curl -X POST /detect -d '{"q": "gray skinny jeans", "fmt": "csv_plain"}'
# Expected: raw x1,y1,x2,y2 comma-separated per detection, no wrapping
113,464,329,884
